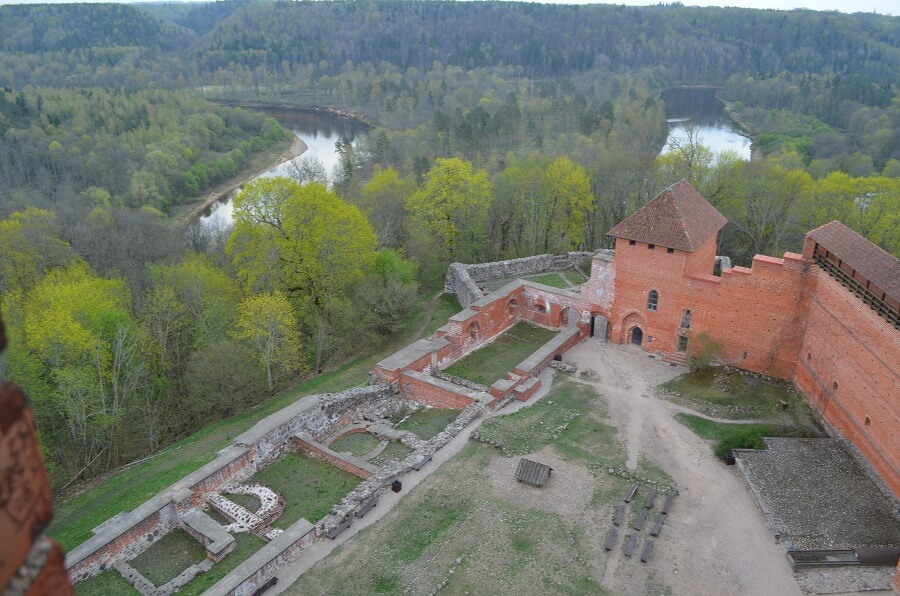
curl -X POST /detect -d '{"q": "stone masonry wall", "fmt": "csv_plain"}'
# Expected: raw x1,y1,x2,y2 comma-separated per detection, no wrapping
68,384,391,584
445,251,597,307
293,436,374,479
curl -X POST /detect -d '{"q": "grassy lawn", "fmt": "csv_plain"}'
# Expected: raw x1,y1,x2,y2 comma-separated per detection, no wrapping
422,293,462,337
224,492,260,512
395,408,460,440
284,378,637,595
178,532,266,596
369,441,414,466
675,413,820,460
129,528,207,587
525,272,570,288
330,432,381,457
561,268,588,285
660,369,803,419
443,321,558,386
75,569,139,595
50,288,455,552
248,454,362,527
475,379,624,468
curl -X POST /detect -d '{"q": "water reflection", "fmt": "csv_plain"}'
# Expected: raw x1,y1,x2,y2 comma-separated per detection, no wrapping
661,87,751,161
198,110,368,230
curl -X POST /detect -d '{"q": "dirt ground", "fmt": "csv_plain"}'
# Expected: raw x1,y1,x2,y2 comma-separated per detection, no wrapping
563,339,802,596
270,339,878,595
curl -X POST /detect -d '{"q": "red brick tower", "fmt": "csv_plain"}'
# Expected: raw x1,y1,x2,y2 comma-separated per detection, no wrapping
605,179,726,354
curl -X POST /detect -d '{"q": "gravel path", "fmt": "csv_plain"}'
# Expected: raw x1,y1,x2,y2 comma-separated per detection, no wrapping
563,339,803,596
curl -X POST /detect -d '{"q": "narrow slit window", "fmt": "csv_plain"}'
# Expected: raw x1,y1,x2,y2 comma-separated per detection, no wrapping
647,290,659,311
680,309,691,329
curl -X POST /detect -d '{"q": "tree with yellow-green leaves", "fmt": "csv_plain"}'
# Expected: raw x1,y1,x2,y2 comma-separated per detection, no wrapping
227,177,377,370
233,292,305,391
405,157,491,266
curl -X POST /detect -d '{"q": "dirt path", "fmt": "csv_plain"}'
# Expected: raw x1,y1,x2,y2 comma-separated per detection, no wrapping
565,339,802,596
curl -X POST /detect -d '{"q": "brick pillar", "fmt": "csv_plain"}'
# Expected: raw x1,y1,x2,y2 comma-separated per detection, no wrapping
0,318,74,594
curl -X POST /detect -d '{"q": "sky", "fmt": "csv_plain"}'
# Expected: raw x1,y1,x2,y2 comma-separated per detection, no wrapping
0,0,895,13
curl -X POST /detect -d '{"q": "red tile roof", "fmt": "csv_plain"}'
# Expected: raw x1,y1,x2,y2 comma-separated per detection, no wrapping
607,179,727,252
807,221,900,304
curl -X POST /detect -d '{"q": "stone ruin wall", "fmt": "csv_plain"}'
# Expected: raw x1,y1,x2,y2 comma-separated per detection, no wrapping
445,251,599,308
65,384,392,585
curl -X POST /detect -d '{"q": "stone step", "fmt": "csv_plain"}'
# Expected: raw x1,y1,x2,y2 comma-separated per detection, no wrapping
661,352,689,366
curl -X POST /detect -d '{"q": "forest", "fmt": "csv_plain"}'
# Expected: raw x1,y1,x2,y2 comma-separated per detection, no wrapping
0,1,897,489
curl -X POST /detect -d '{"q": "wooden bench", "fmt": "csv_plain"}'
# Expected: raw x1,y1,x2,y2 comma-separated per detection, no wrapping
326,518,353,539
613,504,627,526
634,509,648,531
661,494,675,514
623,534,638,556
355,498,378,518
640,540,654,562
624,483,638,503
650,515,664,537
604,528,618,551
644,489,657,509
413,453,433,471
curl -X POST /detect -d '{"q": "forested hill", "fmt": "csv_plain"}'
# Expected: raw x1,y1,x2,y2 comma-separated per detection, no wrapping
0,2,896,84
0,3,192,53
190,2,899,80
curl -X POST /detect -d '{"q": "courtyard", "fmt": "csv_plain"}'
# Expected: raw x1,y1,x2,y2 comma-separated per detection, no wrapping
271,340,819,595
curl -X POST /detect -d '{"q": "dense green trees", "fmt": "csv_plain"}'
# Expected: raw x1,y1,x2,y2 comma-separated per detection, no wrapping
0,87,285,214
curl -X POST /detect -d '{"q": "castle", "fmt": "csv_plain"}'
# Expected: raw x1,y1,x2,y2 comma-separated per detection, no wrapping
412,179,899,497
2,180,897,594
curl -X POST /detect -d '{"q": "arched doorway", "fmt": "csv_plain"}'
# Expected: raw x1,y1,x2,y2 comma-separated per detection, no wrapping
630,327,643,345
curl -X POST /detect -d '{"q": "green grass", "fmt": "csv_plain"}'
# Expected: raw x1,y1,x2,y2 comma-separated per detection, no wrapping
369,441,414,466
525,272,570,288
75,569,139,595
443,321,558,386
675,413,818,459
224,492,260,512
395,408,460,440
177,532,266,596
284,441,617,595
50,288,452,552
660,370,797,417
423,293,462,337
248,453,362,527
476,380,623,467
330,432,381,457
561,268,588,285
129,528,207,587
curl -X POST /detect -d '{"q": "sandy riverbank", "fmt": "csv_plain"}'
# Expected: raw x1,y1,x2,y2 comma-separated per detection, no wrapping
183,134,307,223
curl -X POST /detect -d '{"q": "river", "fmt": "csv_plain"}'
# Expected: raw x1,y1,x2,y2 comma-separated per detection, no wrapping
661,87,751,161
198,109,368,230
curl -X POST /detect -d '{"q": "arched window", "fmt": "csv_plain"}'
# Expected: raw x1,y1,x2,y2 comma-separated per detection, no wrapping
647,290,659,311
469,322,480,339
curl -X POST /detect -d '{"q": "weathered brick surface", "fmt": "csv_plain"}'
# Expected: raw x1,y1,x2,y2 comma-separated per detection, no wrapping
1,313,73,595
793,270,899,496
292,436,374,480
399,371,475,410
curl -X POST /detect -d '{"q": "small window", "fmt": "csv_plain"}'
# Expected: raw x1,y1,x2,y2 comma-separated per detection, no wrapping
667,247,675,254
647,290,658,311
832,381,838,390
629,240,636,246
680,309,691,329
807,352,812,361
648,244,655,250
469,322,480,339
864,416,871,426
507,299,518,312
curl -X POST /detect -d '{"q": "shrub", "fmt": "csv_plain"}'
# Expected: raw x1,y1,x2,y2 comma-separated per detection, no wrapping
689,332,722,373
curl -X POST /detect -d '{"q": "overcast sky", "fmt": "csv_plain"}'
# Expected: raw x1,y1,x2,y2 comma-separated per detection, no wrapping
0,0,895,16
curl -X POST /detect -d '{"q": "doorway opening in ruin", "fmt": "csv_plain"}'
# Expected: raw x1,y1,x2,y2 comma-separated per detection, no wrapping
678,336,688,352
630,327,643,345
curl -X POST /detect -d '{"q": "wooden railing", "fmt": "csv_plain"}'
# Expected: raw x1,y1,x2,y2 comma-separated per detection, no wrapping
813,248,899,330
